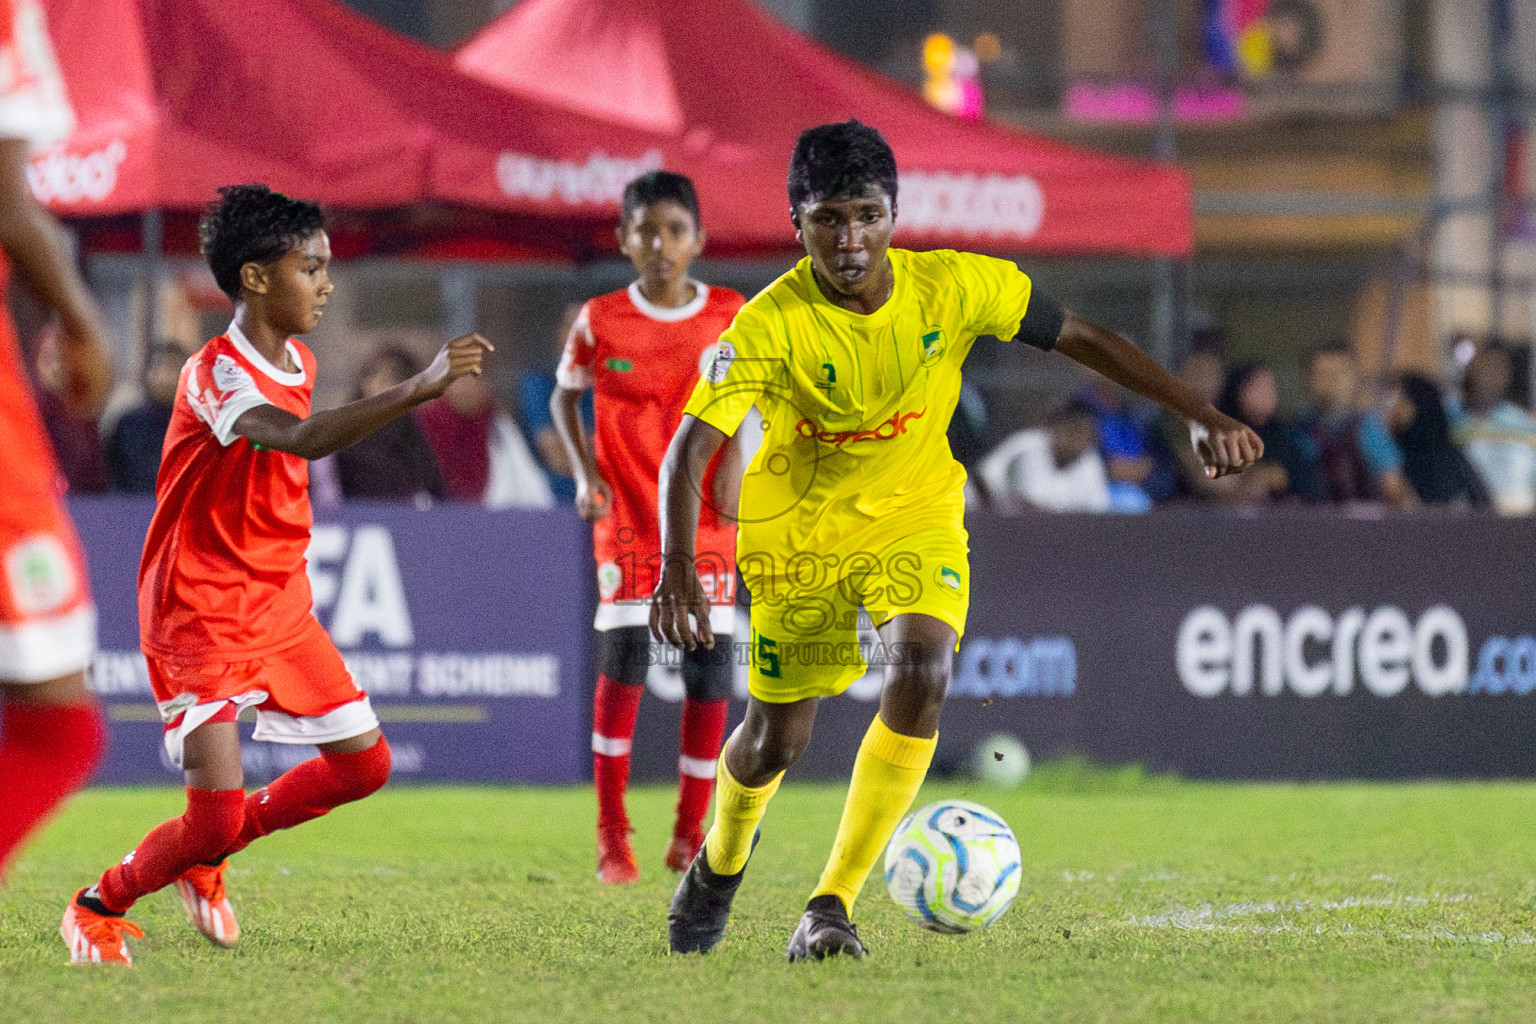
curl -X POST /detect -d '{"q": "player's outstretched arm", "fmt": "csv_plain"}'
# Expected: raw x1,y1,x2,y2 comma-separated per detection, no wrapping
652,413,727,651
549,384,610,522
0,138,112,417
1054,313,1263,478
234,333,492,460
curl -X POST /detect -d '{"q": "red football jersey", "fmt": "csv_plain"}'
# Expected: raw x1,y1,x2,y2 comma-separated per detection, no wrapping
0,0,95,681
0,0,78,507
557,282,743,624
138,325,318,664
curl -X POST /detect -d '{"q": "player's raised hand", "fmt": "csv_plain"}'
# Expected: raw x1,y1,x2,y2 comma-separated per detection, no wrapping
649,556,714,651
575,474,612,523
1191,410,1264,479
418,333,494,398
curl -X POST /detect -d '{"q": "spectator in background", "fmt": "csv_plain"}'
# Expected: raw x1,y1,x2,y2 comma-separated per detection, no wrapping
416,367,554,508
976,400,1110,514
1216,361,1319,503
328,346,447,504
1450,343,1536,514
1149,346,1225,501
1387,372,1487,508
106,341,183,493
1298,342,1414,509
31,325,106,493
1078,373,1153,513
520,368,589,505
518,303,592,505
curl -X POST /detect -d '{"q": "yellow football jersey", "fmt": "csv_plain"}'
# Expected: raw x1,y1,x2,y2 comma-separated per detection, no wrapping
684,247,1041,582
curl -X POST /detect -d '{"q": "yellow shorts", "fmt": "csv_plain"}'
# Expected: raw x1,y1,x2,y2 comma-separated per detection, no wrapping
742,527,970,703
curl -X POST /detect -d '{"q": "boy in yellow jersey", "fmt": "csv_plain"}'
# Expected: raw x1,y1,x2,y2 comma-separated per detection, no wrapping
653,121,1262,960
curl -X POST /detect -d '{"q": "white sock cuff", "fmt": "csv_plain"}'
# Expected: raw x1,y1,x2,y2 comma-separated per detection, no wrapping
592,732,632,757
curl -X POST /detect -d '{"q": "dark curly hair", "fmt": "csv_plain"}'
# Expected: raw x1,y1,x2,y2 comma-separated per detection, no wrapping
621,171,700,230
199,184,325,300
786,120,898,223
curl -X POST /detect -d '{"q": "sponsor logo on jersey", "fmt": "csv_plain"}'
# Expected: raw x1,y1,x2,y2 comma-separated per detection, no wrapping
705,341,735,384
938,566,962,591
795,408,926,447
4,534,76,614
604,357,633,372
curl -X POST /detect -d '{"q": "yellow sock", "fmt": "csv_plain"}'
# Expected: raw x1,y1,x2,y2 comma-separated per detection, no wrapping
702,739,783,876
812,715,937,914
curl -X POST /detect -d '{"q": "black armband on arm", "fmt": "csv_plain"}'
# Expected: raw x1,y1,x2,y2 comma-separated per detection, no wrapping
1016,292,1065,352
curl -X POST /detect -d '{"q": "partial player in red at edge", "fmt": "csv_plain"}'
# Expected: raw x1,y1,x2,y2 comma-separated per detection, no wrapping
0,0,115,888
61,184,492,966
549,171,746,885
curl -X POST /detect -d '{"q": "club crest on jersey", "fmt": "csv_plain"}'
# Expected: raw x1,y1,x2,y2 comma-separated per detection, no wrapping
597,561,623,600
815,362,838,392
937,566,962,592
604,357,633,372
3,534,76,614
212,354,256,394
921,328,946,365
704,342,735,384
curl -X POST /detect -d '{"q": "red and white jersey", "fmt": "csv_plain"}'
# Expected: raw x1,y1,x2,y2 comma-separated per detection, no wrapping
0,0,75,505
0,0,93,682
557,281,743,628
0,0,73,151
139,324,318,664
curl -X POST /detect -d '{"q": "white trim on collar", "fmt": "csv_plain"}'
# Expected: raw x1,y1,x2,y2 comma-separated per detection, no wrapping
626,280,710,322
227,321,306,386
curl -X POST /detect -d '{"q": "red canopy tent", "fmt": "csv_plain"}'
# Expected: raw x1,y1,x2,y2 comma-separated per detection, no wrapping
455,0,1194,258
32,0,671,240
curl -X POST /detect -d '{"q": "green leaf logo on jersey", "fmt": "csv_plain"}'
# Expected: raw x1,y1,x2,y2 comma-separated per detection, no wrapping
604,357,634,372
921,328,946,365
938,566,962,592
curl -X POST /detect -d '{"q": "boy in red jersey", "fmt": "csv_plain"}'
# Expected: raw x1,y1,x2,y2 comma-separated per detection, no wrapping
0,0,114,881
551,171,744,884
61,185,490,965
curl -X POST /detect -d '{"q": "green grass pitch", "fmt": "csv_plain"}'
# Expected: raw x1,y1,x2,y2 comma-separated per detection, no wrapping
5,763,1536,1023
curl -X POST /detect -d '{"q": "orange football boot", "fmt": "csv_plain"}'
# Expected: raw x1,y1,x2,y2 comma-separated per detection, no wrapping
665,828,705,873
176,859,240,948
597,826,640,885
61,890,144,965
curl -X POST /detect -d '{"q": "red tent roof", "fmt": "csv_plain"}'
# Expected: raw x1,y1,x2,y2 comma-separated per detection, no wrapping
456,0,1194,258
32,0,670,225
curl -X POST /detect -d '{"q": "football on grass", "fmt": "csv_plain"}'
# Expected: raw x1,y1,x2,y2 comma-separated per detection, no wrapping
884,800,1022,933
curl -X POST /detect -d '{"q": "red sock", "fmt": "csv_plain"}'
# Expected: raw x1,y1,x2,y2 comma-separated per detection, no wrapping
223,736,392,857
592,674,642,833
674,698,727,839
97,787,245,913
0,700,106,878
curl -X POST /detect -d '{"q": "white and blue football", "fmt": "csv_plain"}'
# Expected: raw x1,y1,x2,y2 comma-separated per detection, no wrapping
884,800,1022,933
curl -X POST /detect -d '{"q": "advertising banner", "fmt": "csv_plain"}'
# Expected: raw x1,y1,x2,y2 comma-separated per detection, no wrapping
75,498,590,784
71,499,1536,784
629,511,1536,782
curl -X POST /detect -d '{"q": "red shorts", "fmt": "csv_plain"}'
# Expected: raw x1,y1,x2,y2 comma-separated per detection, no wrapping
150,617,377,768
0,492,95,683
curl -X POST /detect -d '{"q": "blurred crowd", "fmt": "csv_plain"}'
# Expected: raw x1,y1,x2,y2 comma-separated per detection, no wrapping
27,319,1536,518
971,335,1536,516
